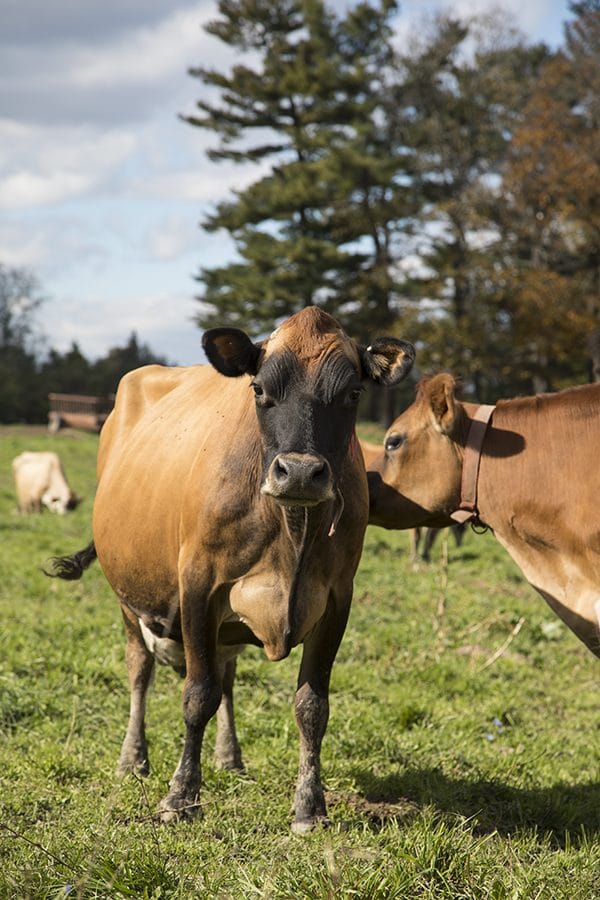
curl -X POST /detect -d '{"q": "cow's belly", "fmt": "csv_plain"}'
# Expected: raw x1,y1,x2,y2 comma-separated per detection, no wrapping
93,485,180,613
494,530,600,656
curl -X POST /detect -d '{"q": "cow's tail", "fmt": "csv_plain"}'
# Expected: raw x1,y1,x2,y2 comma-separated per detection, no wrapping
44,540,97,581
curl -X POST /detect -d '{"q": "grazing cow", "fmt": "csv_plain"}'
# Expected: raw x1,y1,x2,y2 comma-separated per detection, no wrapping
366,373,600,658
361,439,465,561
47,307,415,830
12,451,80,514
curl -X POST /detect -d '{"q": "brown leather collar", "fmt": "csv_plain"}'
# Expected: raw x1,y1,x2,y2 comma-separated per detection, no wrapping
450,403,495,525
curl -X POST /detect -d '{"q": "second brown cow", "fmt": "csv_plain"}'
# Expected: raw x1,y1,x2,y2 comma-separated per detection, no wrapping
367,373,600,658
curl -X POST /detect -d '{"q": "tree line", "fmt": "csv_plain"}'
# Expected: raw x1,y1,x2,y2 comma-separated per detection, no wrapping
0,265,166,423
185,0,599,403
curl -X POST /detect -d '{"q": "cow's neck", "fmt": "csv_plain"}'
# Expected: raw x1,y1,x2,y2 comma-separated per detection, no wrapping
450,403,495,526
282,506,309,556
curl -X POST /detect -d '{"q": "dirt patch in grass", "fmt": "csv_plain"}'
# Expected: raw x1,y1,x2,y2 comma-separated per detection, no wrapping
326,789,419,826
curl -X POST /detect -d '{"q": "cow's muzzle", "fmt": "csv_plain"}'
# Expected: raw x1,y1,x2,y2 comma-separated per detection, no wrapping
262,452,335,506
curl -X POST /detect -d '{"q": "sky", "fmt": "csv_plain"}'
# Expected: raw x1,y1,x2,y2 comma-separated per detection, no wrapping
1,0,573,366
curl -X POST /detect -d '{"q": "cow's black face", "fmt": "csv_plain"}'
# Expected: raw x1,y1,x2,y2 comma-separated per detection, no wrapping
202,308,415,508
251,349,363,505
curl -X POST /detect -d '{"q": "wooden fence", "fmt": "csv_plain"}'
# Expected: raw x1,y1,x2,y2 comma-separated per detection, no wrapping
47,393,115,433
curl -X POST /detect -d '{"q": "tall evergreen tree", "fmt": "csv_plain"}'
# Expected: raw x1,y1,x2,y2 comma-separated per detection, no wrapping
185,0,411,338
89,332,168,394
393,14,550,398
41,343,92,395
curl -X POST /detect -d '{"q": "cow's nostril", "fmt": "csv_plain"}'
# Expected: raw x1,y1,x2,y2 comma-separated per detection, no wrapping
275,458,289,481
310,461,326,482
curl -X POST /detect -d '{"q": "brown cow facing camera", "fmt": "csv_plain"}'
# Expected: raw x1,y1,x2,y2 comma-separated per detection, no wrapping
367,373,600,658
46,306,415,830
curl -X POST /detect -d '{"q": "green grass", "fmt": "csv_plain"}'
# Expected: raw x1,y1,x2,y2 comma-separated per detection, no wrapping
1,425,599,898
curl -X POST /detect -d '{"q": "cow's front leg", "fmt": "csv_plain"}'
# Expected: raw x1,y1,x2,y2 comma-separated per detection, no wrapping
159,590,222,822
215,656,244,771
117,603,155,776
292,591,351,833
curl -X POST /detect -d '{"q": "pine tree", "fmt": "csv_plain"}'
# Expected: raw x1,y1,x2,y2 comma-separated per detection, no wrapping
393,13,550,398
184,0,410,338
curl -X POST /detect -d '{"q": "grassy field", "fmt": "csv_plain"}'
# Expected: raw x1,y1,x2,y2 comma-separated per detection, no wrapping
1,425,599,898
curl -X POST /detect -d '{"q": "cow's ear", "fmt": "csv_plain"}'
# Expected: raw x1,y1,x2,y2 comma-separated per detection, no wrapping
360,337,415,386
202,327,262,377
426,374,458,435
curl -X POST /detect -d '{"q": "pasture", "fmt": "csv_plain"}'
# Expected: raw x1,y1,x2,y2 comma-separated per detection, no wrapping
1,425,599,898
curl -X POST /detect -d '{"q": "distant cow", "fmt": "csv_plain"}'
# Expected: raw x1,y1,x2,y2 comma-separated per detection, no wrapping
361,439,465,561
47,307,415,830
12,451,80,514
367,373,600,658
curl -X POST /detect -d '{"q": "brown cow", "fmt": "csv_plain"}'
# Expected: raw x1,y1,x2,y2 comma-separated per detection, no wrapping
360,439,464,561
47,307,414,830
12,451,80,514
367,373,600,658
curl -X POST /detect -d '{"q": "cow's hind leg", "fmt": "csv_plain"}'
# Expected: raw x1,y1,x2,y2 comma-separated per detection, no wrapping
215,656,244,771
291,590,351,833
117,604,155,776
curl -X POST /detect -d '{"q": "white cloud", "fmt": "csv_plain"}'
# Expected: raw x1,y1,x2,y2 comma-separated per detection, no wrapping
37,287,204,365
0,0,203,44
0,3,235,127
0,215,107,273
133,158,272,205
146,215,198,261
73,8,210,89
0,119,137,210
0,171,94,209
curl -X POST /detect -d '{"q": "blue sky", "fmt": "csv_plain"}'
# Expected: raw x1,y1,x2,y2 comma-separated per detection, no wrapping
1,0,572,365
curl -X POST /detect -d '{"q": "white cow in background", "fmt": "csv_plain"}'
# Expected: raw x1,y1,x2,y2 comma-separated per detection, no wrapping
12,451,80,514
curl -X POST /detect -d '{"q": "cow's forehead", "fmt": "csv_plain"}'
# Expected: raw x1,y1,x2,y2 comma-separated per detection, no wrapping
263,307,360,371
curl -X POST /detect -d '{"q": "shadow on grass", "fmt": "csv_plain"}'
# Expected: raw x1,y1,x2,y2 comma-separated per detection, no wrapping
348,767,600,846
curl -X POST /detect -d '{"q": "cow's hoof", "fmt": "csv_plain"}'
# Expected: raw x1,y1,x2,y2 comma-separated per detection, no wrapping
117,741,150,776
215,755,245,773
117,758,150,777
291,816,330,834
158,797,201,823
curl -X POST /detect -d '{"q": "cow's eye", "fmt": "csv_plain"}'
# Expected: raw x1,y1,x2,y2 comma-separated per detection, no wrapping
342,385,363,406
385,433,405,452
251,381,274,407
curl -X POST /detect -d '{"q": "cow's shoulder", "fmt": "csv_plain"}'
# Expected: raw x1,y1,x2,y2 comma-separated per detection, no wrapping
110,363,252,430
113,364,191,419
